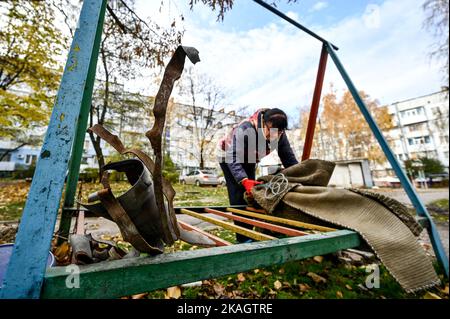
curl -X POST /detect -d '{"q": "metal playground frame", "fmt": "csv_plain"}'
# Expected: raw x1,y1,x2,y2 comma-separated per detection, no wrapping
0,0,447,299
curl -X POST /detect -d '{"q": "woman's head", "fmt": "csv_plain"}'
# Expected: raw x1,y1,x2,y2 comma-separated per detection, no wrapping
263,108,288,141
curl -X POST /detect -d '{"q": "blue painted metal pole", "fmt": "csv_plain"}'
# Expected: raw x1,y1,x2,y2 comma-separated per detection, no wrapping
0,0,107,298
325,42,448,277
57,0,108,244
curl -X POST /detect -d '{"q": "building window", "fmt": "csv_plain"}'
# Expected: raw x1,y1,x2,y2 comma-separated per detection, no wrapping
25,154,37,165
424,136,430,144
407,123,426,132
401,107,425,118
0,153,12,162
432,107,440,116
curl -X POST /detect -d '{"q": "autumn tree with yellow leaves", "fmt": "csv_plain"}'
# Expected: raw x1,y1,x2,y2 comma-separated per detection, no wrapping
300,85,394,165
0,1,65,138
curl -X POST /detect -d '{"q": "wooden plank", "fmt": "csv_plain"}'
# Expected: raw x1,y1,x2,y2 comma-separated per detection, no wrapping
205,208,309,237
0,0,107,299
180,209,275,241
41,230,360,298
177,220,232,246
227,208,336,232
174,205,247,214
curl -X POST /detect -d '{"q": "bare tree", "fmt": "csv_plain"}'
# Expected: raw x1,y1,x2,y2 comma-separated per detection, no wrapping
423,0,449,86
54,0,183,178
173,68,246,169
51,0,301,176
300,85,394,166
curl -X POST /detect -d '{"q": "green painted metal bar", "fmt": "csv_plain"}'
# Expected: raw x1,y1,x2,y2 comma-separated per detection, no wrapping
0,0,107,299
41,230,360,298
57,0,107,244
325,42,449,277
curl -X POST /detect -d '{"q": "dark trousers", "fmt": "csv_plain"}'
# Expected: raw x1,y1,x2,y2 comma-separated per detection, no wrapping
220,162,256,243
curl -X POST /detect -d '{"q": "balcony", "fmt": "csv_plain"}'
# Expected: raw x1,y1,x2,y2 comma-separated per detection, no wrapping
0,162,16,172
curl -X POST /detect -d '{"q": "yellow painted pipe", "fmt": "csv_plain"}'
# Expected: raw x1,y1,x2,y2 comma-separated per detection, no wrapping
180,209,275,241
226,208,336,232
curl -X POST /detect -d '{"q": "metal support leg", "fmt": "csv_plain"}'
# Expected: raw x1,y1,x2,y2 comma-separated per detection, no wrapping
302,44,328,161
0,0,107,298
57,0,107,245
326,42,449,277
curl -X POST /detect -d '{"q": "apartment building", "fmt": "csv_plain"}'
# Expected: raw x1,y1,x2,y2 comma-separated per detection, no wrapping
372,89,449,179
165,102,245,174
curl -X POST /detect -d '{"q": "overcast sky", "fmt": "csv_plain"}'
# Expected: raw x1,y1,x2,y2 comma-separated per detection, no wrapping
124,0,444,119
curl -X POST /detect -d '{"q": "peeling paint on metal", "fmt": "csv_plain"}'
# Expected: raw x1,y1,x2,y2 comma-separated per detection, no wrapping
40,150,51,159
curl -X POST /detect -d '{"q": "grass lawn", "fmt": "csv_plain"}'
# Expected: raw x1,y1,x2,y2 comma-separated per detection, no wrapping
145,228,449,300
0,180,230,221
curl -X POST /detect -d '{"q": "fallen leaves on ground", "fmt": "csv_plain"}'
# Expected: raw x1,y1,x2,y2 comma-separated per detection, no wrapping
423,292,441,299
299,283,311,292
237,273,246,282
131,293,148,299
165,286,181,299
213,283,225,297
273,280,282,290
307,272,327,284
313,256,324,263
53,241,71,265
0,182,30,205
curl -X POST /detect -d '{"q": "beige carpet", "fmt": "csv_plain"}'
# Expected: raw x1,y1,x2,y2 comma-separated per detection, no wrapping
253,160,440,293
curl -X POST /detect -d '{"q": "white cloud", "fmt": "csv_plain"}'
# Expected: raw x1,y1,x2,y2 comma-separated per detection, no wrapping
285,11,299,21
129,0,443,119
310,2,329,12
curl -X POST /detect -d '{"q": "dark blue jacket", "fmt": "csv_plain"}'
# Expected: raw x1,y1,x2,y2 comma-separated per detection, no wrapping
219,110,298,183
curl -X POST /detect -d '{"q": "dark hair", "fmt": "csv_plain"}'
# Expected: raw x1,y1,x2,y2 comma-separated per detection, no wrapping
263,108,288,130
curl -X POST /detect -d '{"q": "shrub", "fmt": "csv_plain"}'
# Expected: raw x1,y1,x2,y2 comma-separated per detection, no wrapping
12,164,36,180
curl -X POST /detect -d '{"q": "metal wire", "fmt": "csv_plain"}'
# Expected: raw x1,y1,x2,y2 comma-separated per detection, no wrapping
264,173,289,199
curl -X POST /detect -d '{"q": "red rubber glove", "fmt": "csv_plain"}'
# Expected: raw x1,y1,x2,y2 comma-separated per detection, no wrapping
241,178,263,195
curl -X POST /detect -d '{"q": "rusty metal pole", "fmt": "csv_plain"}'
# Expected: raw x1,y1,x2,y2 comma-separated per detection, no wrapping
302,44,328,161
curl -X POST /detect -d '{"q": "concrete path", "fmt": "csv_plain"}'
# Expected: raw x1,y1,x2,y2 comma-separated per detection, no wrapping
371,188,448,206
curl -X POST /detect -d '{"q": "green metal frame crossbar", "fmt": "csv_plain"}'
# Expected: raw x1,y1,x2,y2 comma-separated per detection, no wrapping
0,0,447,299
